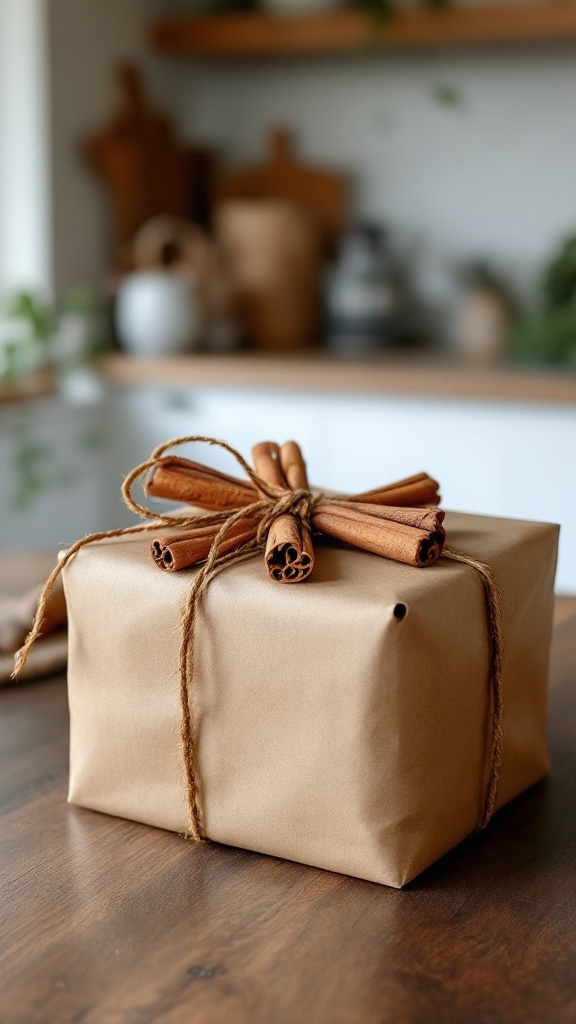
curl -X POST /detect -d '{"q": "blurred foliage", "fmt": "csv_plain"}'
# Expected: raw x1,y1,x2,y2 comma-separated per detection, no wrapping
354,0,394,24
60,286,112,358
431,83,464,109
0,286,108,512
5,414,77,512
0,286,112,382
541,235,576,309
514,306,576,367
6,291,55,345
1,292,55,381
77,426,105,453
514,234,576,365
458,258,516,305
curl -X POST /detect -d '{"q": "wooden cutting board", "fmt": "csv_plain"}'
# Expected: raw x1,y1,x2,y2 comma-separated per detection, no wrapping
84,64,216,256
217,128,348,255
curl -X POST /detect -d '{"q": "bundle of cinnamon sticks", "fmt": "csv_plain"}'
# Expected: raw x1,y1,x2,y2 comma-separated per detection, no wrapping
146,440,445,583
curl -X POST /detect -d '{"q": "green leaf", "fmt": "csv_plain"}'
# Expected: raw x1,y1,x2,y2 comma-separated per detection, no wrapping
6,290,55,343
542,235,576,309
513,305,576,365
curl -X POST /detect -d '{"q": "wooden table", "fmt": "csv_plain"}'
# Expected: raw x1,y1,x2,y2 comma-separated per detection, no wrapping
2,600,575,1024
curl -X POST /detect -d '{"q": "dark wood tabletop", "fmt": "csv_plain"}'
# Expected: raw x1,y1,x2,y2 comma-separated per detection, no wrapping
1,592,575,1024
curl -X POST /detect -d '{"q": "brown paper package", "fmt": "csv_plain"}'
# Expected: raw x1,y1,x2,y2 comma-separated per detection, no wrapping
65,511,558,888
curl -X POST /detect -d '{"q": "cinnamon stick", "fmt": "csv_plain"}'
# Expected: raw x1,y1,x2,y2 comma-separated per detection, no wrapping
312,503,445,567
319,501,445,534
146,456,257,510
279,440,309,491
151,516,258,572
349,472,441,508
145,447,444,575
147,457,440,514
252,441,315,583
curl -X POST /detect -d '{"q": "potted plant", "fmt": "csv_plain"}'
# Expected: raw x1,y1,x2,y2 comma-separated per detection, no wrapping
514,234,576,366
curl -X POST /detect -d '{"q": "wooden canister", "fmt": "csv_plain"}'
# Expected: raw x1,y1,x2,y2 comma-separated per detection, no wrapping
215,199,322,350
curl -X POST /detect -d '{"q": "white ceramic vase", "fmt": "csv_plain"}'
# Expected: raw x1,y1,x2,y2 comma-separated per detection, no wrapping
115,271,199,357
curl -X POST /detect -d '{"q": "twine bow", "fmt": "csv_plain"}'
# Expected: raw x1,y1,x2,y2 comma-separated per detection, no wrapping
145,438,447,581
13,434,504,845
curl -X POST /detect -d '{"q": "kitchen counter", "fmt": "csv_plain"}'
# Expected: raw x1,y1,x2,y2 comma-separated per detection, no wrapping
101,353,576,405
2,354,576,406
2,589,576,1023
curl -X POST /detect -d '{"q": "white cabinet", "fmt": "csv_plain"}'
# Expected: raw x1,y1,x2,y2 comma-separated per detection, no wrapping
106,384,575,592
2,384,574,592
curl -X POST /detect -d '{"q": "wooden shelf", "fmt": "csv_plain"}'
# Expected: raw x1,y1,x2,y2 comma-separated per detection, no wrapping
3,356,575,406
100,353,576,405
149,3,576,58
0,369,55,406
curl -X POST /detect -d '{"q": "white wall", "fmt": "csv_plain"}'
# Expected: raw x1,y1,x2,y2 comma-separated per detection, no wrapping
7,3,576,317
0,0,51,295
47,0,173,295
170,46,576,334
0,0,174,298
3,386,573,591
101,384,576,593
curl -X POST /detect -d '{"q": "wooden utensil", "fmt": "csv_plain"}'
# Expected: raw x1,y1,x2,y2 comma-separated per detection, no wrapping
84,64,216,261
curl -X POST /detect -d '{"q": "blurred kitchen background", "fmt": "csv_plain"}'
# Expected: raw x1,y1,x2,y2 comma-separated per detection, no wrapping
1,0,576,591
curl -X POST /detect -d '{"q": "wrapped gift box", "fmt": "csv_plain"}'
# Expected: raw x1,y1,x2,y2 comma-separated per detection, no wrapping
65,510,558,888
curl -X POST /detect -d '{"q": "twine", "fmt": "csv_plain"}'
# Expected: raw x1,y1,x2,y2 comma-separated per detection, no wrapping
13,435,504,842
442,549,505,830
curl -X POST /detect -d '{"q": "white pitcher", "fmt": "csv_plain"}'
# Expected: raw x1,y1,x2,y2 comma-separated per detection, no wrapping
115,271,200,357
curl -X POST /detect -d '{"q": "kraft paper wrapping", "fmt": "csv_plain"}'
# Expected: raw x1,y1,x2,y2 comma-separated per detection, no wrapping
65,511,558,888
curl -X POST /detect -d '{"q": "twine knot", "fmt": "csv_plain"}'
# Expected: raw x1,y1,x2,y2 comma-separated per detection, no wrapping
255,487,316,546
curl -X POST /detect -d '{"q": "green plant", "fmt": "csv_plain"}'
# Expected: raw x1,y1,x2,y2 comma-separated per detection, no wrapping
513,306,576,367
3,413,77,512
7,291,55,343
542,234,576,308
353,0,394,23
514,233,576,365
0,292,56,380
458,258,512,296
0,286,111,383
0,287,109,511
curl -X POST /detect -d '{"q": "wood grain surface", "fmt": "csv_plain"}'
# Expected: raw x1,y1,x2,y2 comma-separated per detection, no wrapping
150,3,576,58
100,352,576,406
3,356,576,409
1,601,575,1024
